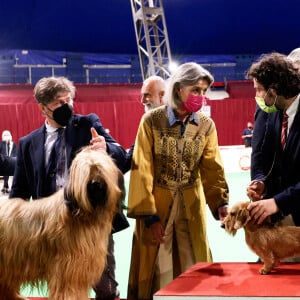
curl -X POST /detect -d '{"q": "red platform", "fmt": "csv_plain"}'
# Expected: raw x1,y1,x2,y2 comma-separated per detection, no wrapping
154,262,300,299
27,298,122,300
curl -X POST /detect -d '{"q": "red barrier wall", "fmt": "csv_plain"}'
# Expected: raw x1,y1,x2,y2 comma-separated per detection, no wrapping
0,81,255,148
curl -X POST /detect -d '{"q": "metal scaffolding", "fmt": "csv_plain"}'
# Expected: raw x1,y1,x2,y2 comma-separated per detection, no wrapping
130,0,172,80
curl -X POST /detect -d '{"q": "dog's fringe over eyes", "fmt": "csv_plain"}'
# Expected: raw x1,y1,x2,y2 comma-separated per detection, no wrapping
87,180,107,208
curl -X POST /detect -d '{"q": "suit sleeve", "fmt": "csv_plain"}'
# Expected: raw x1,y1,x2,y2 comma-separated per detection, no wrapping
251,107,269,180
199,120,229,219
127,115,157,218
122,142,134,174
251,108,279,182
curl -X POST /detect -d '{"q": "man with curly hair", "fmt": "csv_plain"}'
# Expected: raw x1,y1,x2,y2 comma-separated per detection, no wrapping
246,52,300,228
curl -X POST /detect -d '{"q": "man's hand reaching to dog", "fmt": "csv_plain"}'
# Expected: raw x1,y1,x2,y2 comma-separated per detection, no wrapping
246,180,280,224
246,180,265,201
247,199,279,224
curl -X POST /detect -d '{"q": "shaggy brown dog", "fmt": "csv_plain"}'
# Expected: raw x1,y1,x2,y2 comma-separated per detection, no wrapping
223,201,300,275
0,147,122,300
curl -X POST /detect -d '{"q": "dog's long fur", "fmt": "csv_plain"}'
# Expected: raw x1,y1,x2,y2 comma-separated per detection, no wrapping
223,201,300,274
0,147,121,300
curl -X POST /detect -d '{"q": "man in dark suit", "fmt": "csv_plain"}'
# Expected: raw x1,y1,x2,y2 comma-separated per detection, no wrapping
250,48,300,183
246,52,300,227
0,130,17,193
10,76,128,300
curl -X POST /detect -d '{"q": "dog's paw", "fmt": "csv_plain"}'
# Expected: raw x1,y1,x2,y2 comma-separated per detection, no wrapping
259,266,271,275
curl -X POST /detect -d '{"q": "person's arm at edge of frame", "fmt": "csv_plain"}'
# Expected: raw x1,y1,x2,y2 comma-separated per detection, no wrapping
200,121,229,222
126,115,161,223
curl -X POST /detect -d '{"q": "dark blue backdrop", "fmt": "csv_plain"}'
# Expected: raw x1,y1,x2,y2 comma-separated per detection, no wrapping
0,0,299,56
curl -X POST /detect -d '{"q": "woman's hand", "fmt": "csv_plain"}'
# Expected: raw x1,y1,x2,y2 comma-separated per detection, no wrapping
218,205,228,222
150,222,165,243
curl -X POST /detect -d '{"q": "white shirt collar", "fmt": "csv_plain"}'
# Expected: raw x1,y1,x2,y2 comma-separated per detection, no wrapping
286,93,299,116
285,93,300,133
45,121,58,134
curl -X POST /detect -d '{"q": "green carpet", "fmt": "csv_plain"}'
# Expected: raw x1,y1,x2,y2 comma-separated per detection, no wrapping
20,171,254,298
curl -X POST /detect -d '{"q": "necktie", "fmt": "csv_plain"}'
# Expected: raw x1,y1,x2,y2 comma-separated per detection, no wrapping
47,128,64,190
56,130,67,181
6,142,10,156
281,111,288,148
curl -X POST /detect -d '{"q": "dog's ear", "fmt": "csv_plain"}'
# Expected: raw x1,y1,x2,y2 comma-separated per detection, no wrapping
236,207,251,227
223,213,238,236
64,188,79,214
87,180,107,209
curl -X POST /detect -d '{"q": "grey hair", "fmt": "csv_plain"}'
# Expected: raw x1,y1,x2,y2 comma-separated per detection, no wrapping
288,47,300,64
34,76,76,105
143,75,166,90
164,62,214,109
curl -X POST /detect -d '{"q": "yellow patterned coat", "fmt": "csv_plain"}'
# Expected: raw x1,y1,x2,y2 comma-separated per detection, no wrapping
127,106,229,299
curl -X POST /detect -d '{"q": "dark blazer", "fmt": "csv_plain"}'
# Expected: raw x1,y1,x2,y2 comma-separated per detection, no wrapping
251,106,300,225
0,155,16,176
10,113,127,200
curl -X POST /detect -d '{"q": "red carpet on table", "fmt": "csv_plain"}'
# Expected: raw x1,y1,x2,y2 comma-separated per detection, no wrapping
28,297,125,300
154,262,300,299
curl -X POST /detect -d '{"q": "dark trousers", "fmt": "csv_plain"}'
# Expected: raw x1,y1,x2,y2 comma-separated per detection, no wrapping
3,176,9,188
93,235,119,300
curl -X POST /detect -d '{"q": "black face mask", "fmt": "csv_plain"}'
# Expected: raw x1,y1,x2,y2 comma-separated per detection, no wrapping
51,103,73,126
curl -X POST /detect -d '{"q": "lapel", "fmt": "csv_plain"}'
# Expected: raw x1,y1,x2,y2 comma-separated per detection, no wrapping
65,128,73,168
31,126,46,179
65,116,78,168
285,108,300,151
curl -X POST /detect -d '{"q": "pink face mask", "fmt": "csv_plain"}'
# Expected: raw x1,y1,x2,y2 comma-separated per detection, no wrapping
182,94,205,112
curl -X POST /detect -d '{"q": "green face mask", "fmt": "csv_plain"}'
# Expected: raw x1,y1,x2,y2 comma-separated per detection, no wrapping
255,96,278,113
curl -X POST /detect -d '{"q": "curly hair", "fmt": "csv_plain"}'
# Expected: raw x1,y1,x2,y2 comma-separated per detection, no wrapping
247,52,300,98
